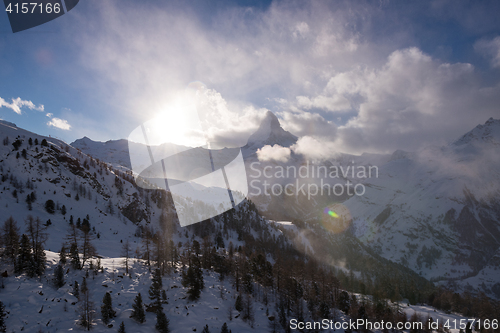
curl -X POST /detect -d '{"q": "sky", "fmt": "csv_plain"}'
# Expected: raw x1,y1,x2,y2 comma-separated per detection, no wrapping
1,0,500,157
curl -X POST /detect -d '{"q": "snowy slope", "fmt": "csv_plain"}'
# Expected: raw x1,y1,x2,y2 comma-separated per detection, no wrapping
67,115,500,298
344,118,500,295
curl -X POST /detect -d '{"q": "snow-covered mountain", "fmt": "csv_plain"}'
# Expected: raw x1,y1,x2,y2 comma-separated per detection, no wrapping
68,114,500,298
244,111,298,152
3,117,500,332
344,118,500,296
2,119,441,332
71,136,132,170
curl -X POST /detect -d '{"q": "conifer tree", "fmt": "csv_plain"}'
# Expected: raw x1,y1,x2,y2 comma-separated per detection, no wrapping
59,245,67,264
202,324,210,333
149,269,163,307
70,243,81,270
73,280,80,300
181,255,204,301
33,242,46,276
54,264,65,288
0,301,6,333
234,295,243,312
16,234,32,275
118,321,126,333
130,293,145,323
101,291,116,325
1,216,20,266
155,308,170,333
221,322,229,333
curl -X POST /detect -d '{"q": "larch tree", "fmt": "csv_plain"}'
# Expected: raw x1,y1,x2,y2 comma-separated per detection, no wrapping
79,277,95,330
121,239,131,275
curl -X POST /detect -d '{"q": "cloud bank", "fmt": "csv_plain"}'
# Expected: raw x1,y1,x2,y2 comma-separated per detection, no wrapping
68,1,500,157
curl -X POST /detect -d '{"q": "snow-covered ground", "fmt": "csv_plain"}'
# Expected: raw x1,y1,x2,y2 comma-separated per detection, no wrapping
1,252,271,333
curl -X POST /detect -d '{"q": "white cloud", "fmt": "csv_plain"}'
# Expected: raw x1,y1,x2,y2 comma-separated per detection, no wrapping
293,47,500,155
290,136,339,160
46,113,53,118
47,117,71,130
257,144,291,162
295,94,351,112
474,36,500,68
0,97,44,114
68,2,500,155
280,110,337,138
72,1,368,128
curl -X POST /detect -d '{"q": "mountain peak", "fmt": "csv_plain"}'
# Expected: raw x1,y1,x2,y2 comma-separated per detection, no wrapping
263,110,281,130
452,117,500,146
245,111,297,150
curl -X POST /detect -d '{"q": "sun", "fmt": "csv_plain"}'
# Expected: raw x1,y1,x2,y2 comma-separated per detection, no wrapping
145,96,207,148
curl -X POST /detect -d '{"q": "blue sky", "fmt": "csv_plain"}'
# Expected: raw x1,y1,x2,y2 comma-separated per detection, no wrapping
1,0,500,156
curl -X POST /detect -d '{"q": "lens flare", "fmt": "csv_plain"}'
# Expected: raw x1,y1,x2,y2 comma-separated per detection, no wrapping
321,203,352,234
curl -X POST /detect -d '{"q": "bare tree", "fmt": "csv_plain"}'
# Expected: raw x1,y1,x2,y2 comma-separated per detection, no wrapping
79,277,95,330
142,226,154,268
121,239,131,274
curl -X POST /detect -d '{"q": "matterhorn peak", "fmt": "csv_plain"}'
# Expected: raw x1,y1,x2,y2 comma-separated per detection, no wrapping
262,110,281,130
245,111,297,150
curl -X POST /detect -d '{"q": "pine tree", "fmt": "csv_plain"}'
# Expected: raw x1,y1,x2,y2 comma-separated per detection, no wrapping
202,324,210,333
0,301,6,333
80,221,96,267
25,216,47,277
70,243,81,270
221,322,229,333
33,242,46,276
1,216,20,266
118,321,126,333
130,293,145,323
155,308,170,333
54,264,65,288
234,295,243,312
16,234,32,275
101,291,116,325
181,255,204,301
59,245,67,264
149,269,163,307
73,281,80,300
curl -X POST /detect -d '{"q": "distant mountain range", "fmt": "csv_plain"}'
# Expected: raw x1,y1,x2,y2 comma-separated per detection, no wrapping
70,114,500,298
